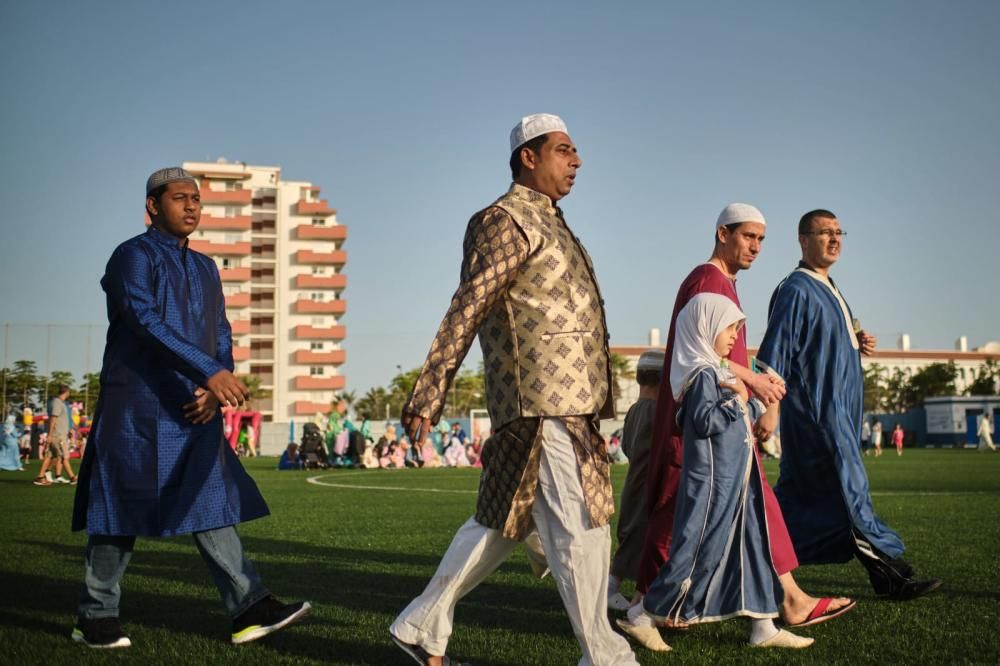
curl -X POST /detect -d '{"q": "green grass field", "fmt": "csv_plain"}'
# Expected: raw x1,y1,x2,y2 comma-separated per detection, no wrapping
2,449,998,665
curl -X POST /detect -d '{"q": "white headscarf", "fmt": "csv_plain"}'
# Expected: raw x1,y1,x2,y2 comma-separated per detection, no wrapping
670,293,746,400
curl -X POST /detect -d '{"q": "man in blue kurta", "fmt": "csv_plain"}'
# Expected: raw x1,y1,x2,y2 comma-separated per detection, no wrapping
756,209,941,601
70,168,310,648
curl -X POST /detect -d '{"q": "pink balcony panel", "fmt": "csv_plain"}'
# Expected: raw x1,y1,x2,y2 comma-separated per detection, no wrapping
294,224,348,241
294,299,347,314
294,325,346,340
189,240,251,256
225,292,251,307
295,249,348,265
219,267,251,282
198,215,252,231
230,319,251,335
294,274,347,289
294,375,347,390
232,346,250,362
293,349,346,365
296,199,337,216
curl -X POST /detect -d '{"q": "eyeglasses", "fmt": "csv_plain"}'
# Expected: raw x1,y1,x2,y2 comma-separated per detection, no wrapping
802,229,846,238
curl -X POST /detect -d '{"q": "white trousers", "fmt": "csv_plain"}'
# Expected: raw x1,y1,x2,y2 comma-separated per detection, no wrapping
390,418,638,666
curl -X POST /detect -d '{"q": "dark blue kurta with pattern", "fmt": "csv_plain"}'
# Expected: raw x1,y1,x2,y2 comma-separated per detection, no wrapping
72,227,269,536
757,268,904,564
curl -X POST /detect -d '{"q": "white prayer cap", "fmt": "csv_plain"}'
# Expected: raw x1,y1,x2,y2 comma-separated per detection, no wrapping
716,203,766,229
510,113,568,153
636,350,665,373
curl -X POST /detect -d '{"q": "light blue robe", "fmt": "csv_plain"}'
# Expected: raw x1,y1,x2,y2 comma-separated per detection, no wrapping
72,226,268,537
0,419,22,471
643,369,782,623
757,267,904,563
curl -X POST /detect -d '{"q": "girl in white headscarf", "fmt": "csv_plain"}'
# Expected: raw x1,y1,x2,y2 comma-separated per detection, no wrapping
624,293,813,651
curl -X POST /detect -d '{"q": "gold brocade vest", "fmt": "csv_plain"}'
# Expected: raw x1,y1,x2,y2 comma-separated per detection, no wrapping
479,184,615,427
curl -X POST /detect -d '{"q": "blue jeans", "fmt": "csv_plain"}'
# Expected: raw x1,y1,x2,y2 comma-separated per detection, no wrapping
78,526,269,619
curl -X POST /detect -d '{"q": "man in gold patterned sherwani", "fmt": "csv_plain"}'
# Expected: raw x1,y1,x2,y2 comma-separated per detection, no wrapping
389,114,638,666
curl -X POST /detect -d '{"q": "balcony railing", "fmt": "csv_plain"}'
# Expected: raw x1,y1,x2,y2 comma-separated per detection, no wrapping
295,199,337,216
293,400,336,416
295,249,347,265
294,224,348,241
200,188,252,204
198,215,251,231
233,346,250,362
230,319,251,335
219,267,251,282
189,240,251,256
293,274,347,289
294,375,346,391
293,349,346,365
293,299,347,315
225,292,251,307
294,325,346,340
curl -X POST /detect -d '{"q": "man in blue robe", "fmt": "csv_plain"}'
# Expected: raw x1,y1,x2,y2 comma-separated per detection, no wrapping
70,168,310,648
756,209,941,601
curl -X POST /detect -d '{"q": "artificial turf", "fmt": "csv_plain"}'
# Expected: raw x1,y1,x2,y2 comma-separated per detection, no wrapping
1,448,997,665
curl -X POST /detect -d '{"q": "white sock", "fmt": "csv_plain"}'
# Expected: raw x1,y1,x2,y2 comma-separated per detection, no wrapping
626,600,656,628
750,618,779,645
607,574,620,595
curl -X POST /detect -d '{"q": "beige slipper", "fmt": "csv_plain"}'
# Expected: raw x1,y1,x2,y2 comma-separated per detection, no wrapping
751,628,814,649
615,619,672,652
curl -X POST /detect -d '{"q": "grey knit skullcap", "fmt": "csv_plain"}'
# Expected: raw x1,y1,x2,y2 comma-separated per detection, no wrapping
146,167,198,195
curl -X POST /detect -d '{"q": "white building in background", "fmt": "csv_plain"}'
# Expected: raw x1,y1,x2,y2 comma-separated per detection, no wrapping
147,160,348,421
611,329,1000,417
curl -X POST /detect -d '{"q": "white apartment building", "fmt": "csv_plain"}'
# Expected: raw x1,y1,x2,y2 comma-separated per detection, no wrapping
149,160,348,421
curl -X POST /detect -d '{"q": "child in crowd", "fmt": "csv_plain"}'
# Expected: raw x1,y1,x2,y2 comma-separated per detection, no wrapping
892,424,904,457
619,293,812,652
606,350,664,611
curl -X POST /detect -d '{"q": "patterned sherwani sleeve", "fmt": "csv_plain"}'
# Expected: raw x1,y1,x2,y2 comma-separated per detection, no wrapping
405,208,530,422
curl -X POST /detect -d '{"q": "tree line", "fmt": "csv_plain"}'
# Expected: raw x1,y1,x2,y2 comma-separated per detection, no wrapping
863,360,999,413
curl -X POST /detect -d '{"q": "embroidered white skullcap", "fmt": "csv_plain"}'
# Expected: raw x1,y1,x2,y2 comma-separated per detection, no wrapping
716,203,766,229
509,113,568,153
636,350,665,373
146,167,198,195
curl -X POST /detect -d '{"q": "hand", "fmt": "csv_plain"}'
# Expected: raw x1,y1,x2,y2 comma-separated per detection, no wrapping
205,370,250,408
184,387,220,424
746,373,786,406
858,329,877,356
721,377,749,403
754,404,780,442
401,409,432,444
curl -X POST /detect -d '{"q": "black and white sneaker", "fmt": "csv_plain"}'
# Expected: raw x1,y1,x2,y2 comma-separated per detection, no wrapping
71,617,132,648
231,596,311,644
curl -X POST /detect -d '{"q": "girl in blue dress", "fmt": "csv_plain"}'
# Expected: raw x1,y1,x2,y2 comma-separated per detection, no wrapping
621,293,813,651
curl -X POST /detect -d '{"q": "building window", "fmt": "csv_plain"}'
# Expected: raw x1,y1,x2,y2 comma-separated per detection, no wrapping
225,233,240,244
312,266,325,275
225,206,239,217
221,258,232,269
311,317,325,326
311,292,325,302
311,217,326,227
310,366,325,376
310,342,325,351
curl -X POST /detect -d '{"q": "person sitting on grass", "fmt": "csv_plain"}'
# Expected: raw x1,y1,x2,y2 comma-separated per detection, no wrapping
620,294,814,652
70,168,310,649
278,443,303,470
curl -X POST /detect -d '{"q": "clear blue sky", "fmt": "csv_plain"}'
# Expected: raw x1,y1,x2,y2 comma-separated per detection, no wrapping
1,0,998,394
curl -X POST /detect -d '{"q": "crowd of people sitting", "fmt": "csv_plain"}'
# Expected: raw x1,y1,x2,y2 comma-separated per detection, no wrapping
278,415,486,471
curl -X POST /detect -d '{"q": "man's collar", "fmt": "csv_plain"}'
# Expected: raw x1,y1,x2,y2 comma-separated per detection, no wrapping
146,225,189,248
508,183,559,213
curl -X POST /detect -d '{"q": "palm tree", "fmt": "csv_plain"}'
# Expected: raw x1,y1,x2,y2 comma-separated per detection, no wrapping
610,353,634,402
